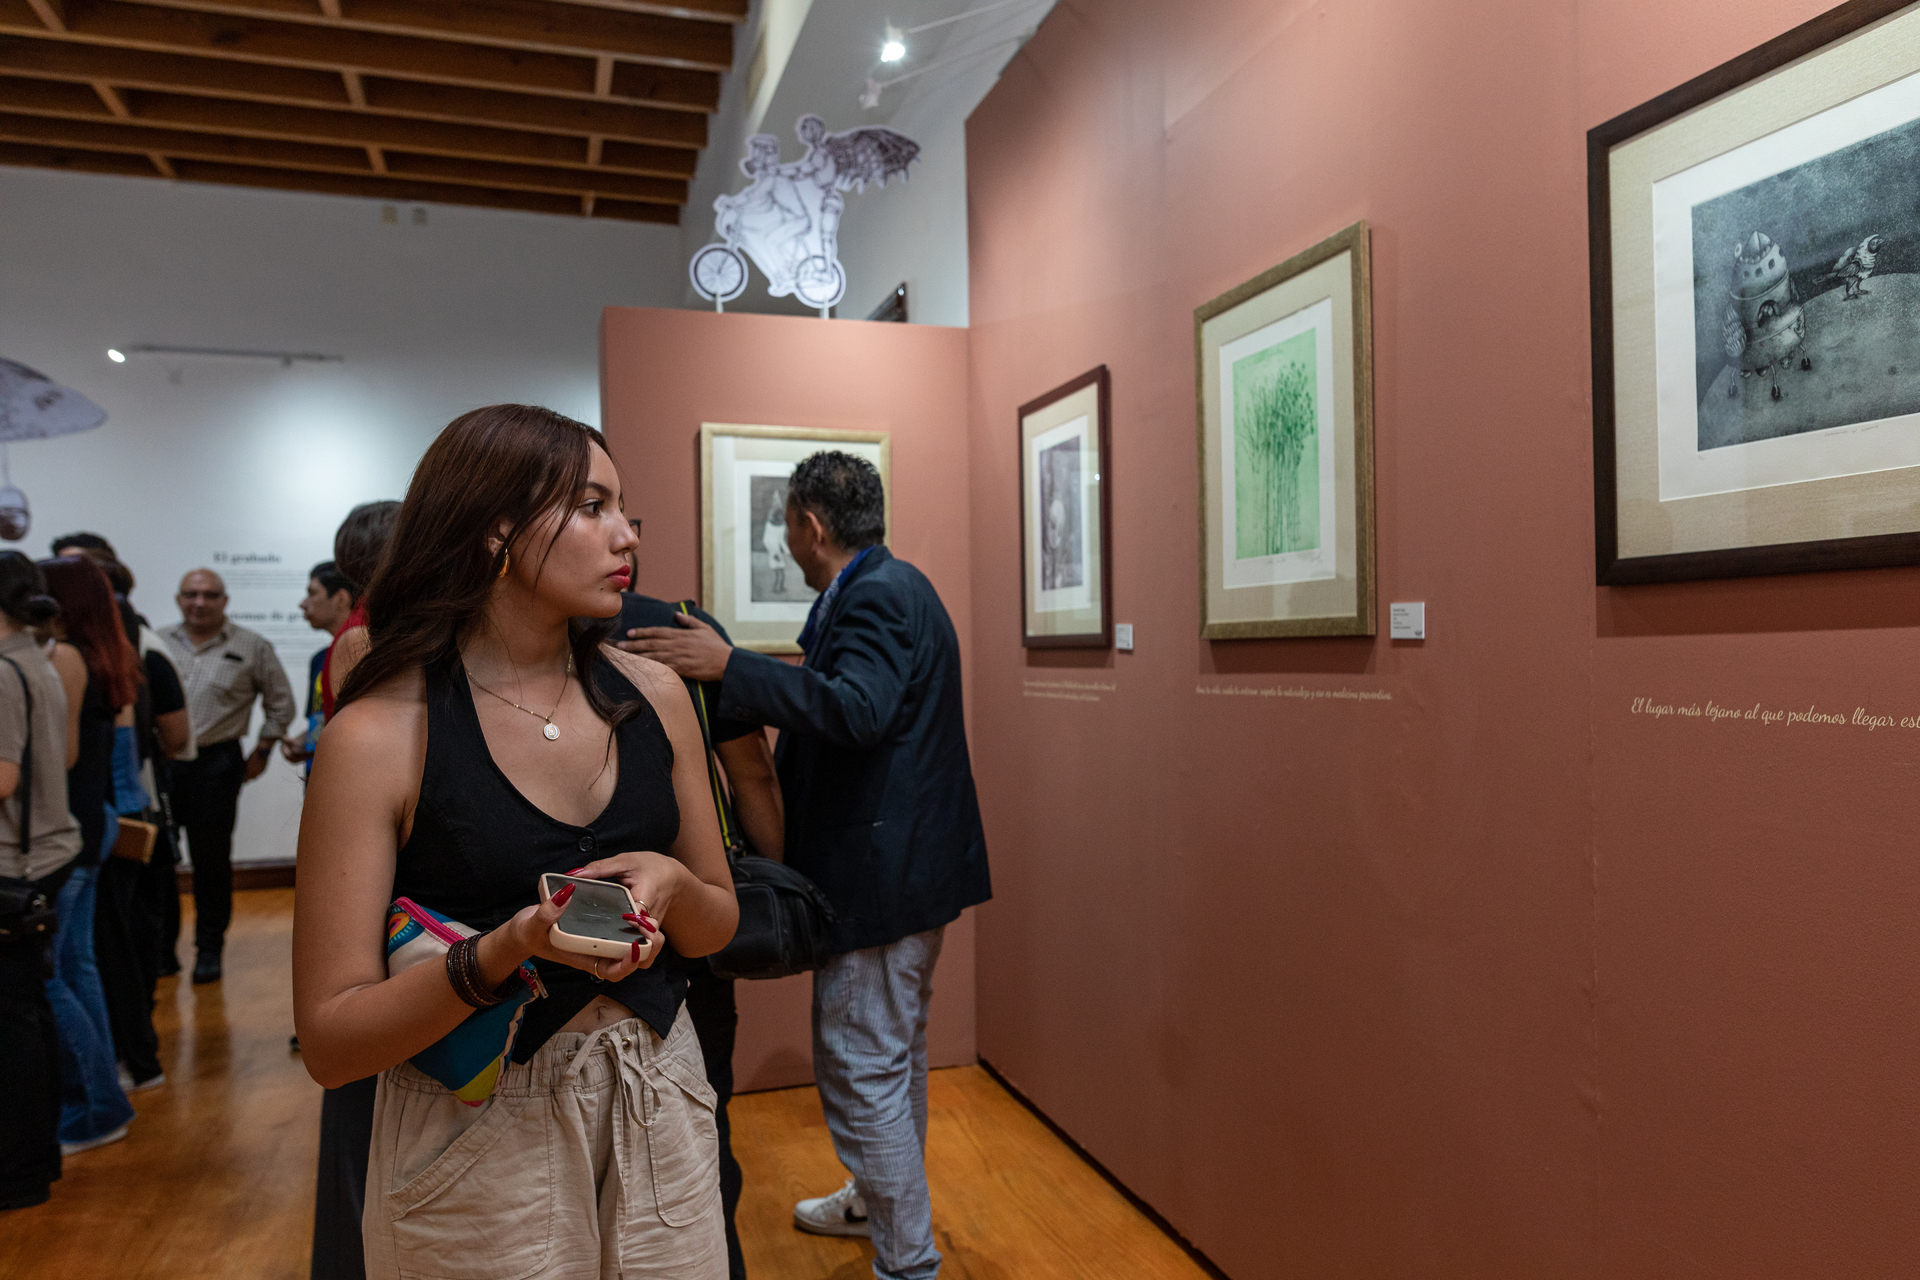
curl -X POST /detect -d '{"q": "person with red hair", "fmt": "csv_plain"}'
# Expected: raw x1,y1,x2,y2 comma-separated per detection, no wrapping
37,555,142,1156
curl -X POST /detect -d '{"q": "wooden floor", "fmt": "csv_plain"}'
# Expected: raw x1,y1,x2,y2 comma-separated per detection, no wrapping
0,891,1209,1280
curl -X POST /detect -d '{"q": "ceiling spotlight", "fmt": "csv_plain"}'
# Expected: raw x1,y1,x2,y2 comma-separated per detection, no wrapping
107,349,125,363
880,24,906,62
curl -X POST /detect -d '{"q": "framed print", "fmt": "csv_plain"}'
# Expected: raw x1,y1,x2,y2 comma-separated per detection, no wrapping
1019,366,1112,647
1592,0,1920,583
1195,221,1375,639
700,423,890,653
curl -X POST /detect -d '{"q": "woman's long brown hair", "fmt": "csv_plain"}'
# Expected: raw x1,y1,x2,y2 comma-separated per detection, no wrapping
39,555,143,709
334,404,637,729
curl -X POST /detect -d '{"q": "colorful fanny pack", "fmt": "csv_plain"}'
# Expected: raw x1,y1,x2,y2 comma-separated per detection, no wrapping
386,898,545,1105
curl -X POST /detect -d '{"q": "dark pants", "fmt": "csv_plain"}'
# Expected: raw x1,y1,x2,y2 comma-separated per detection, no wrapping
0,865,71,1208
169,740,244,955
94,853,162,1081
685,964,746,1280
310,1076,377,1280
137,815,182,977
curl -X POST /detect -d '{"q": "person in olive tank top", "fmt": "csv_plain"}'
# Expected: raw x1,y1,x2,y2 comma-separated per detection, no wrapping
292,405,739,1280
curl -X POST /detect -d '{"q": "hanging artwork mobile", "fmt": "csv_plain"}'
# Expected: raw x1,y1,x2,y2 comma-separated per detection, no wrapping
690,114,920,316
0,359,107,541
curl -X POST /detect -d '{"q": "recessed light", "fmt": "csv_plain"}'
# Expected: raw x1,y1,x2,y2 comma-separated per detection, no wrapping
880,38,906,62
107,349,125,363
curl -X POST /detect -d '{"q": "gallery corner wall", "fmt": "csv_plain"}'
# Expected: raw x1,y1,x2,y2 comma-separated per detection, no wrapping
597,305,977,1091
960,1,1920,1277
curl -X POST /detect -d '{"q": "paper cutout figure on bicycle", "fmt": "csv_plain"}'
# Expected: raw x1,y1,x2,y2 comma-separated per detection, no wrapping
690,114,920,313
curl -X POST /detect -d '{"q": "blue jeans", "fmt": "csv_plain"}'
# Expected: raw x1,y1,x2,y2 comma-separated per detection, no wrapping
812,926,945,1280
46,853,134,1144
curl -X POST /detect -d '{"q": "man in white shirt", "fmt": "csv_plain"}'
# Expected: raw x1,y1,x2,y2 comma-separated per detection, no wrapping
162,568,295,984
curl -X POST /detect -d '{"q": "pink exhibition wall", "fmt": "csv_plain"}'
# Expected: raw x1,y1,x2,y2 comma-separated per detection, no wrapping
963,1,1920,1278
598,306,976,1093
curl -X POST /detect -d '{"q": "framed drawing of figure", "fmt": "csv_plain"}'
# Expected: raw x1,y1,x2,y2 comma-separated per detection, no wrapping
1019,366,1112,648
700,423,890,653
1195,221,1375,638
1592,0,1920,583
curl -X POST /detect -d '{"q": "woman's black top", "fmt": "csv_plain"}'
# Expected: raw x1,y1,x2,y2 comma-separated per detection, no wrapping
392,654,685,1061
67,672,114,866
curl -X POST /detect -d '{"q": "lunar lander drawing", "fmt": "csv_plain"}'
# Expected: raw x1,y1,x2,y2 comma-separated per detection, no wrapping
1722,231,1806,390
690,114,920,315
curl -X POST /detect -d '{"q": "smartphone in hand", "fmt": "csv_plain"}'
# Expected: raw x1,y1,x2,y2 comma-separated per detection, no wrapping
538,873,653,962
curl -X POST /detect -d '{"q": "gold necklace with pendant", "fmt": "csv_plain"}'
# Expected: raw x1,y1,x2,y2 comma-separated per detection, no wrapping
467,653,574,741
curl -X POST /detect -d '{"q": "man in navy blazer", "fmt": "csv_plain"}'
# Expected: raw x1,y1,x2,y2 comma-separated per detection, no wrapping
629,451,988,1280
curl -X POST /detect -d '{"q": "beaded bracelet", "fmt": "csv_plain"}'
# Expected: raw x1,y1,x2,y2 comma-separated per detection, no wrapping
445,934,506,1009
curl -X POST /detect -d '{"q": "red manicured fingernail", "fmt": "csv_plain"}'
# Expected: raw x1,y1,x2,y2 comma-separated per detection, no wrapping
551,884,575,907
566,867,588,875
630,940,641,962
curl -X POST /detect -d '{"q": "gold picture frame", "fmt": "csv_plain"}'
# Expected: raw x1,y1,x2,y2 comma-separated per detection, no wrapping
699,423,891,654
1195,220,1375,639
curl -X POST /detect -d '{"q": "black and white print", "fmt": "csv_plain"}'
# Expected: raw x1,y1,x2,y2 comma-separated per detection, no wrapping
1038,437,1084,592
748,474,814,603
1689,114,1920,451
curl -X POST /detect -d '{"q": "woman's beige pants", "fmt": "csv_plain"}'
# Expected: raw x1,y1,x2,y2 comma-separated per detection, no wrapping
362,1008,727,1280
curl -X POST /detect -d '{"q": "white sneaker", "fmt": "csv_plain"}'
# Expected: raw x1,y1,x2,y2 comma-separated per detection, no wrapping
794,1178,870,1237
117,1065,165,1093
60,1124,129,1157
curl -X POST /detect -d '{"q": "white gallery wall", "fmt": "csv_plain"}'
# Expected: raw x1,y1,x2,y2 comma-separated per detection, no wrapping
0,165,684,864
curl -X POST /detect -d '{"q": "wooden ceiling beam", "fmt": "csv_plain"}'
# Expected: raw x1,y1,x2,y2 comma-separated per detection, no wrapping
113,0,737,70
0,29,351,101
379,150,683,202
589,195,675,224
547,0,745,25
0,75,699,175
0,105,687,201
0,35,711,139
14,2,600,95
0,2,724,108
358,76,705,145
0,135,153,172
0,135,681,221
0,105,371,166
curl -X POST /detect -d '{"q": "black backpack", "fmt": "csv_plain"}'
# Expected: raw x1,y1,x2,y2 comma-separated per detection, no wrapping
676,604,837,980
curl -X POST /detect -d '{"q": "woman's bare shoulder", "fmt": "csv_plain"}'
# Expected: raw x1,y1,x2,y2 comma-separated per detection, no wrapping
600,644,683,699
323,668,426,742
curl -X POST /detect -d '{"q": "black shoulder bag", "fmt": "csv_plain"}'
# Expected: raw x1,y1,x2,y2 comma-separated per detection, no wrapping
676,602,836,980
0,655,59,944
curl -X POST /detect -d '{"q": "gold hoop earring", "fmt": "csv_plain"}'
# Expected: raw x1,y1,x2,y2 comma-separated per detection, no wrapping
496,550,511,580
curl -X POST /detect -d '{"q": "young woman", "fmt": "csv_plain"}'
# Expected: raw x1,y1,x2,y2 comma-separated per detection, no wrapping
0,554,83,1210
37,555,142,1155
294,405,738,1279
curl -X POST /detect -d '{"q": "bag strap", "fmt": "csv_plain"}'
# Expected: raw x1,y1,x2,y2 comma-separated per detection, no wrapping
0,655,31,865
676,602,746,859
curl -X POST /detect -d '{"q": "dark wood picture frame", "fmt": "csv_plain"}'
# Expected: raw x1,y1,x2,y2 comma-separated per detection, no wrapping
1590,0,1920,585
1194,221,1375,638
1018,365,1113,648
